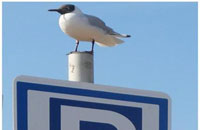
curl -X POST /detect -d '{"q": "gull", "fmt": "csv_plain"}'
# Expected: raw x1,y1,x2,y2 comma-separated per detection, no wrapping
48,4,131,53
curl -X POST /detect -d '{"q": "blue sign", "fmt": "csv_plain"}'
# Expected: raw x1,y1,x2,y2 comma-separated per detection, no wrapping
14,76,171,130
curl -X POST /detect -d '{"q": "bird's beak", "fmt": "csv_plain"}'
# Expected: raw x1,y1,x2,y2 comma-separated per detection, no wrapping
48,9,60,12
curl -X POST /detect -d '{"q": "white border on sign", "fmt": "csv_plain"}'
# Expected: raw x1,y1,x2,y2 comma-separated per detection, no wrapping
14,75,171,99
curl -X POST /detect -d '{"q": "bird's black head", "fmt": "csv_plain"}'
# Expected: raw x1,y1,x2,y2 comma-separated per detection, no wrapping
48,4,75,14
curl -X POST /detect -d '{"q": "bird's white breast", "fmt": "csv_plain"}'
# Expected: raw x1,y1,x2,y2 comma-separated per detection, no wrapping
59,13,97,41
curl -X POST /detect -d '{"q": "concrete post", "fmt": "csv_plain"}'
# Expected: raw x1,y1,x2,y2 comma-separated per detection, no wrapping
68,52,94,83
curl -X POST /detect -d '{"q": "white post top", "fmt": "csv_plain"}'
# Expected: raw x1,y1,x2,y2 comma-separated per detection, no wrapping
68,51,94,83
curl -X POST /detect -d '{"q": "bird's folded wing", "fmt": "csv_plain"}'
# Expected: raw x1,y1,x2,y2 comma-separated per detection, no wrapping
85,14,117,35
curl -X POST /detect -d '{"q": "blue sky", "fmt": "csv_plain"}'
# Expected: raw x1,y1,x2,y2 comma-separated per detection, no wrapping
3,2,198,130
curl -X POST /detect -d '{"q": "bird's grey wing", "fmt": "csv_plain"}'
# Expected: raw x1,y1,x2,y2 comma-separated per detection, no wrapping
85,14,118,35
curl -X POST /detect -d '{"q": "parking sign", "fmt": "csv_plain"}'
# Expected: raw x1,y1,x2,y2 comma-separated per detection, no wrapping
14,75,171,130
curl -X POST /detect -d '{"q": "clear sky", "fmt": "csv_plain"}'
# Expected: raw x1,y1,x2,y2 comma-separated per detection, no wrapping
2,2,198,130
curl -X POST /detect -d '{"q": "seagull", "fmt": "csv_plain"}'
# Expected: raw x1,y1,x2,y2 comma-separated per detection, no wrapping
48,4,131,53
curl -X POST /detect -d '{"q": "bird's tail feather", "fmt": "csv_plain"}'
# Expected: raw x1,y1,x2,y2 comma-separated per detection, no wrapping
96,35,124,47
114,34,131,38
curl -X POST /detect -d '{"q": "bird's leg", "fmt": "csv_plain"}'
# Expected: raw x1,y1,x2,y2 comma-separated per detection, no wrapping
91,40,95,54
75,40,79,52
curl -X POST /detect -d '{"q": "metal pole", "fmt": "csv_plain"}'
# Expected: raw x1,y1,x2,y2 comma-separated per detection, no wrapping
68,52,94,83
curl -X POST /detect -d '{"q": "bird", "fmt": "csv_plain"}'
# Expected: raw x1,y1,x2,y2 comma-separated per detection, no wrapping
48,4,131,53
